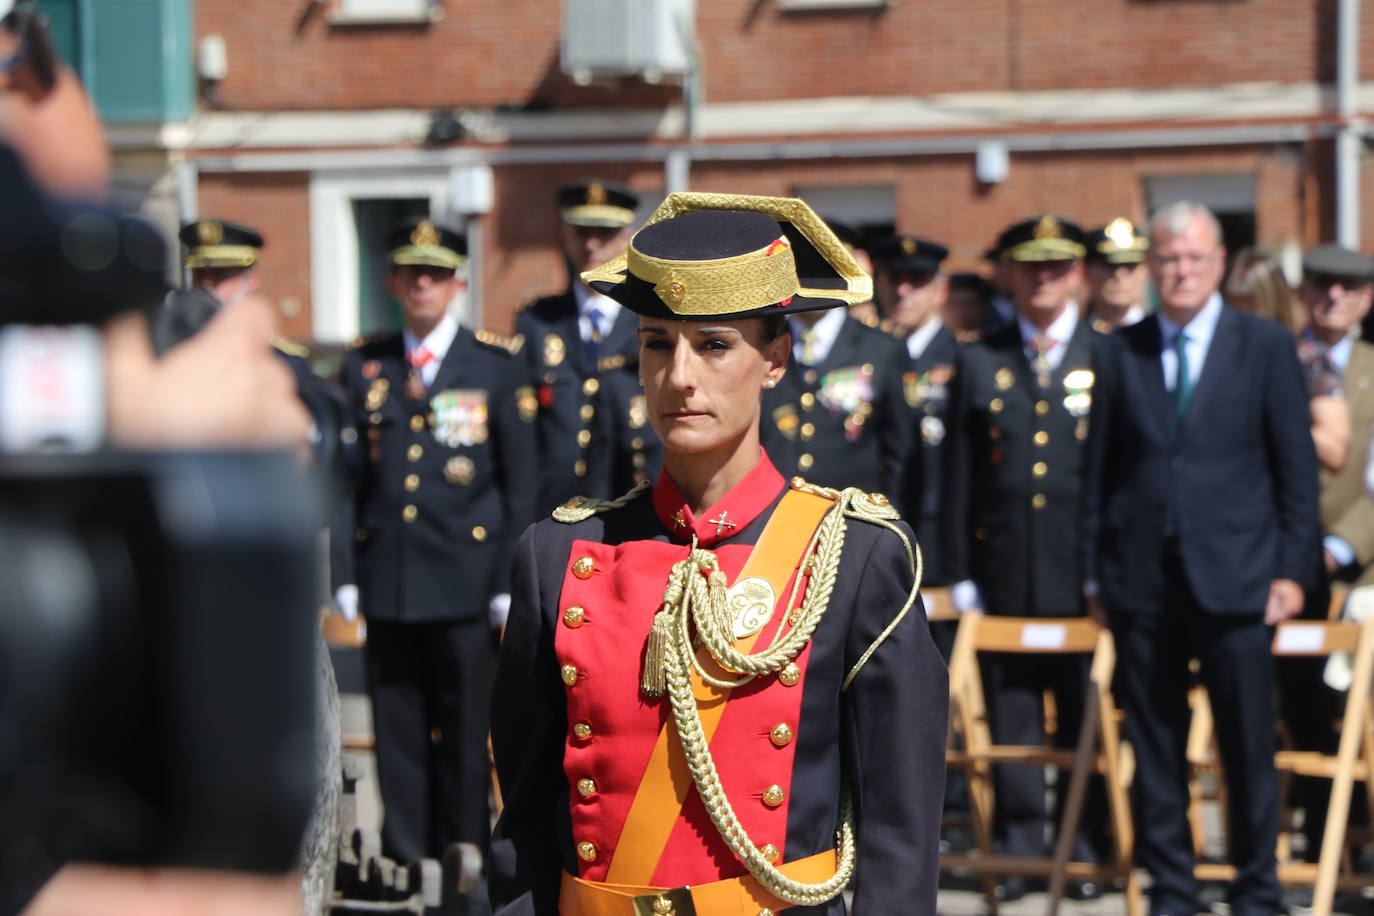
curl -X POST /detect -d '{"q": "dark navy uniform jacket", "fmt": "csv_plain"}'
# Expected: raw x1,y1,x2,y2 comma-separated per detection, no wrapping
340,327,537,622
760,317,913,498
942,319,1108,616
897,324,961,587
517,290,662,513
489,453,947,915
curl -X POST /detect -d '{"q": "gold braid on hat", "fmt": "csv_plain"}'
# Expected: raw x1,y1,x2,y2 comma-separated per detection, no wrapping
582,192,873,314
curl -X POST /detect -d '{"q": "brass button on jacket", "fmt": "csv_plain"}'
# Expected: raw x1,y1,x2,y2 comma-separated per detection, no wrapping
561,664,579,686
563,606,586,628
576,841,597,862
769,723,794,747
572,557,595,579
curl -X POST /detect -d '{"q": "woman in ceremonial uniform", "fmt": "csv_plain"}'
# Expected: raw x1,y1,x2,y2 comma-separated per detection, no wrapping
489,193,947,916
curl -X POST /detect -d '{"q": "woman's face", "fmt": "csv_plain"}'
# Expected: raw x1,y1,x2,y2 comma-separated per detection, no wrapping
638,317,788,457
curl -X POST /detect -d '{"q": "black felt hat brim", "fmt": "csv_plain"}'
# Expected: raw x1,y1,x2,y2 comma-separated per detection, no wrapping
587,272,849,320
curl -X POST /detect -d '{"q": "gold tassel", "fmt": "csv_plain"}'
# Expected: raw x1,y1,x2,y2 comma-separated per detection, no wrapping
705,571,735,646
641,609,672,697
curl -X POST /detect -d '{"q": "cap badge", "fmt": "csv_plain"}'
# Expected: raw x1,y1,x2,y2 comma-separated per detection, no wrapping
655,276,688,307
1104,217,1135,249
411,221,441,248
197,220,223,246
1034,215,1062,240
586,183,607,206
901,238,918,255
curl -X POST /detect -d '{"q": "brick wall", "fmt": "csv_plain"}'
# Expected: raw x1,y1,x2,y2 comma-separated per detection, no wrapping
196,171,314,340
199,0,1354,112
197,146,1371,341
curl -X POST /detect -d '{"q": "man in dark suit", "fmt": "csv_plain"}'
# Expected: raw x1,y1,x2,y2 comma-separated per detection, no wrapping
1079,201,1320,916
517,180,660,512
870,234,958,588
943,215,1109,898
339,218,538,871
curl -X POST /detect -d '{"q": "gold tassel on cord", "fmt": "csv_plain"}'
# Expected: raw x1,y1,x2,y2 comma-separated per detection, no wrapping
641,609,672,696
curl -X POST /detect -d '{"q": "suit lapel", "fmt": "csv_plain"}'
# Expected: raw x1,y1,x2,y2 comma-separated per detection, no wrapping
1053,318,1094,382
818,318,862,375
1126,316,1173,445
1176,305,1239,440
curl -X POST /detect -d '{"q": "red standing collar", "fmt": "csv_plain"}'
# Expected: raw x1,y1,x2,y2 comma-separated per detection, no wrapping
651,451,786,547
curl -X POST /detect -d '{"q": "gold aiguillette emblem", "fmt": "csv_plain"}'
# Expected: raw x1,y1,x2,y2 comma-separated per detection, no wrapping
727,576,777,640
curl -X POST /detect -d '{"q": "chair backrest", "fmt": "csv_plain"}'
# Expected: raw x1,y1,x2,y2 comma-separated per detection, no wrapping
1270,620,1361,657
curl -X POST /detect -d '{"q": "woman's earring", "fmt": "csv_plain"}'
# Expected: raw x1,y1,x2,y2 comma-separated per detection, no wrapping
763,379,777,389
638,378,645,388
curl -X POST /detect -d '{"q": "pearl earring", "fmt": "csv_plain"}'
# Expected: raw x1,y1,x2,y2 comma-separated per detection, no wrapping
763,379,777,389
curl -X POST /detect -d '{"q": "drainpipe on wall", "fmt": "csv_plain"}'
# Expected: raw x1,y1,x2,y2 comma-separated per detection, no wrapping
1335,0,1361,249
666,0,698,194
175,157,198,287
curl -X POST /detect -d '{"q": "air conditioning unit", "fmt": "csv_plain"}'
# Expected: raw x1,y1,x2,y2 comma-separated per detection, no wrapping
561,0,693,85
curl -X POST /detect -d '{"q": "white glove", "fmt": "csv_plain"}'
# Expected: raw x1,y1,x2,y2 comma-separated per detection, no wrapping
950,579,985,615
489,593,511,630
334,584,360,622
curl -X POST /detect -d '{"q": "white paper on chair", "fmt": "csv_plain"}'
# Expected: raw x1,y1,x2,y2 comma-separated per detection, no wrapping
1020,623,1067,650
1276,624,1325,653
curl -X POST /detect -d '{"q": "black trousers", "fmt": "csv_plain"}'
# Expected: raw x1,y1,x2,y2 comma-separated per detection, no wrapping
982,650,1107,862
1111,553,1280,916
366,617,494,863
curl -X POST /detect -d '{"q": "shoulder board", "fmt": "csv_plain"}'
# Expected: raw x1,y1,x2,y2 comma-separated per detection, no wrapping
271,335,311,358
474,329,526,356
789,477,899,520
348,330,398,350
552,481,650,523
597,353,629,373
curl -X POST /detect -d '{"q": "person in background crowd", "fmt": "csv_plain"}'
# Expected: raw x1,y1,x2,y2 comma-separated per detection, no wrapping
1225,247,1307,335
824,217,880,327
870,234,957,590
1083,218,1150,331
1227,247,1350,472
945,272,995,341
943,214,1109,901
489,191,946,916
1080,200,1319,916
338,218,537,895
759,222,912,497
518,180,661,513
1273,242,1374,908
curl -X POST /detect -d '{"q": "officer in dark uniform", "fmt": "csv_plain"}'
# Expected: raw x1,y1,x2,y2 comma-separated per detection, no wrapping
871,234,959,590
517,180,661,511
164,219,349,471
760,225,912,497
942,214,1109,898
1084,217,1150,332
338,217,537,871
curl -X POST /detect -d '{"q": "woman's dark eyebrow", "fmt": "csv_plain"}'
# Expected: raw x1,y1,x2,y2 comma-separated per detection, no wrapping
637,325,668,336
693,327,741,337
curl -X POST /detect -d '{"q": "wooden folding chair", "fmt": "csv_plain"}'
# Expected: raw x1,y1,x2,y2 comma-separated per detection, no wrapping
1191,618,1374,916
941,615,1143,916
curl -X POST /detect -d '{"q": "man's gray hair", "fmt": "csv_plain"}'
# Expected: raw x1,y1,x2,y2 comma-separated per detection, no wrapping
1148,200,1224,247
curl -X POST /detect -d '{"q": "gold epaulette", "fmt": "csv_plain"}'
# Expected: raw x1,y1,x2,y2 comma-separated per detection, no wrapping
790,476,900,521
552,480,650,523
348,330,396,350
475,328,526,356
271,334,311,358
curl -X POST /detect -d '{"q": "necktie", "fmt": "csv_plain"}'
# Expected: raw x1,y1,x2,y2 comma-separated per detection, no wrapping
801,328,819,366
1173,331,1192,420
1030,334,1056,387
585,308,604,361
407,346,434,400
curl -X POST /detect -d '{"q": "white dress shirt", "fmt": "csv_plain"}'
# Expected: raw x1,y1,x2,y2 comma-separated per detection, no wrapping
573,282,623,345
1157,293,1223,395
402,310,458,387
907,317,944,361
1017,304,1079,372
789,306,847,366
